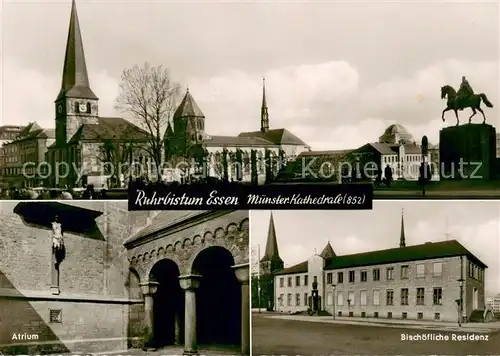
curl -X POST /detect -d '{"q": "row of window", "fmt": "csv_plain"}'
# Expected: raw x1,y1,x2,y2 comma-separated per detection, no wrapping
279,287,444,307
332,288,443,307
468,261,484,281
383,155,424,164
337,311,442,321
280,274,309,288
328,263,443,285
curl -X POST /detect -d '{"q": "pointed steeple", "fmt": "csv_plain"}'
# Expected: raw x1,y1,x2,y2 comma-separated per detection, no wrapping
400,208,406,248
164,120,174,138
260,212,283,265
174,89,205,119
260,77,269,133
56,0,97,101
320,241,336,259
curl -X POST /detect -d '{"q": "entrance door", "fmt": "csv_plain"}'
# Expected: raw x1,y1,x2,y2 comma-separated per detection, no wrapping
473,288,479,310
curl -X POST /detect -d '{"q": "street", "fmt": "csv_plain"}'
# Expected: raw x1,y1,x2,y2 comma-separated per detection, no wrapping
252,314,500,355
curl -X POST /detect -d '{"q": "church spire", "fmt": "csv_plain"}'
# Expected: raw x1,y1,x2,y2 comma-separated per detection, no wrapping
400,208,406,248
260,211,283,265
260,77,269,133
56,0,97,101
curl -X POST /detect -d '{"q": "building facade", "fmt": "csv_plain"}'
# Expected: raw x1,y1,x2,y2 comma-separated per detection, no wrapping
264,211,489,323
486,295,500,313
1,123,55,188
0,202,249,355
0,125,25,188
163,81,310,184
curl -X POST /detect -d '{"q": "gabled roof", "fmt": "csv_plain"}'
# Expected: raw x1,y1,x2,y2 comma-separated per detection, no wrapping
238,128,308,146
324,240,487,270
274,240,487,276
320,242,335,259
297,149,353,158
68,117,150,143
174,90,205,119
275,261,308,275
204,135,276,147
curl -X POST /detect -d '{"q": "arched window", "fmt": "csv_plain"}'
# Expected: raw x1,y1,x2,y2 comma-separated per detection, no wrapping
86,102,91,113
75,102,79,113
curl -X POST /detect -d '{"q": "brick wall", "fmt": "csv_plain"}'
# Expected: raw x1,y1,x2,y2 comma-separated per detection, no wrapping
0,201,151,354
327,256,469,322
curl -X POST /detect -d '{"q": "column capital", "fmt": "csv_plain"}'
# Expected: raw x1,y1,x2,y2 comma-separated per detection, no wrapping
232,263,250,284
179,274,202,290
139,281,159,296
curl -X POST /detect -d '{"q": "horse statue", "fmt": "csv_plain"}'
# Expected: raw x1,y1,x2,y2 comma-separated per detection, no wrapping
441,85,493,126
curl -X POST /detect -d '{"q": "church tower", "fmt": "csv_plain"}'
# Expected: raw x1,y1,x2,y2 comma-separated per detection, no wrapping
400,208,406,248
55,0,98,146
259,212,284,311
260,78,269,133
171,89,206,156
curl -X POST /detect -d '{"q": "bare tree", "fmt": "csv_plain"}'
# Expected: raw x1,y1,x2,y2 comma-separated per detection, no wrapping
116,63,181,182
98,140,138,188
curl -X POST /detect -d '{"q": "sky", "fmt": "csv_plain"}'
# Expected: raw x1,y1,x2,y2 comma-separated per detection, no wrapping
2,1,499,150
250,202,500,296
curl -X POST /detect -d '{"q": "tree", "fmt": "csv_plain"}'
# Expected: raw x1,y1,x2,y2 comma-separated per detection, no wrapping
116,63,181,182
235,149,243,181
250,150,258,184
221,148,229,181
98,140,138,187
264,149,272,184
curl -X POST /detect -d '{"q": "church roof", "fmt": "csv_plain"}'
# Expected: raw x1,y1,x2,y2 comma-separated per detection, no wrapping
56,0,98,101
67,117,150,143
174,90,205,118
238,128,308,146
320,242,335,258
261,212,283,264
275,240,487,276
204,135,277,147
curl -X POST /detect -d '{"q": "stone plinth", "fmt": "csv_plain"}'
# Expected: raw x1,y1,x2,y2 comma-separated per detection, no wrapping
439,124,496,180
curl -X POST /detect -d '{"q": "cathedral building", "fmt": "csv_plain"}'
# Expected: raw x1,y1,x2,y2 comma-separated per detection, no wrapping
163,81,310,184
42,0,309,188
261,211,491,323
0,202,249,355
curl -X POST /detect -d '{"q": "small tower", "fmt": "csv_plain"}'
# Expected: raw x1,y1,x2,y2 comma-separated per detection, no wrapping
400,208,406,248
55,0,98,146
172,88,206,156
260,78,269,133
320,241,336,266
260,211,284,273
259,211,284,311
163,120,175,159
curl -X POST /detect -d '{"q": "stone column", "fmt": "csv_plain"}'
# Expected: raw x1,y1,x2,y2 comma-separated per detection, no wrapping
179,274,201,355
50,253,60,295
139,281,159,348
232,263,250,356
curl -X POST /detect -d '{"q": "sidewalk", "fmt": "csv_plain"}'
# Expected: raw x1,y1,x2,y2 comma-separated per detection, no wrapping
263,314,500,333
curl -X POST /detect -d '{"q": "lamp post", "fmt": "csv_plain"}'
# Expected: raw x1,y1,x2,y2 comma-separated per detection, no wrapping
458,278,464,326
331,284,337,319
420,135,429,197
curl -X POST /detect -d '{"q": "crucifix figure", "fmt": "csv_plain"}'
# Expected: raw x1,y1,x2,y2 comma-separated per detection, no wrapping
51,215,66,295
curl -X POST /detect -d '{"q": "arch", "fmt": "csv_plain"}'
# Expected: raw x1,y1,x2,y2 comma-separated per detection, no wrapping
149,258,184,347
191,246,241,346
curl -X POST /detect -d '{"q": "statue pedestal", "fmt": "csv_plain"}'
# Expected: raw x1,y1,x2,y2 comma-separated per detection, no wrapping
439,124,496,180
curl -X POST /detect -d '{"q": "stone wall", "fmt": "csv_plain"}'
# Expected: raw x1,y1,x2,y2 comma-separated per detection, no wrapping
0,201,152,354
440,123,497,180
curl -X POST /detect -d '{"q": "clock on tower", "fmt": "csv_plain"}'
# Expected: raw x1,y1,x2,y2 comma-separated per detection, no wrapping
79,103,87,113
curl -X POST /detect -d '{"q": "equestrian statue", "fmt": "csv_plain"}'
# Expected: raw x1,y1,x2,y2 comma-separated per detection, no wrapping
440,76,493,126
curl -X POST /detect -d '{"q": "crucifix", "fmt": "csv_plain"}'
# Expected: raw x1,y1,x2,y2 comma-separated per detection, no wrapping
50,215,66,295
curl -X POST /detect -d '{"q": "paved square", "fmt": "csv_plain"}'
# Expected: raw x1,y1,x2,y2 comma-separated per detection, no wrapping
252,314,500,355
